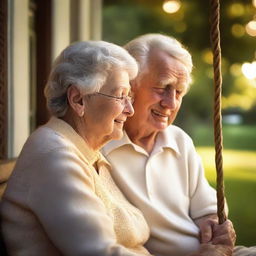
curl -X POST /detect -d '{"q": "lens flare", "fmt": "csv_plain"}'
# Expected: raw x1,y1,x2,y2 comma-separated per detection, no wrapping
246,21,256,37
241,62,256,79
162,0,181,14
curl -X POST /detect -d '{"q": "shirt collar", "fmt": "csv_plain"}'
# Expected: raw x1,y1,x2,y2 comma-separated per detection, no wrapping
45,116,100,165
154,127,180,156
102,126,181,156
102,131,136,156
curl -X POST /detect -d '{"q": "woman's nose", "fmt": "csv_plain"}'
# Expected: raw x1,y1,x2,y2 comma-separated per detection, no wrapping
124,98,134,117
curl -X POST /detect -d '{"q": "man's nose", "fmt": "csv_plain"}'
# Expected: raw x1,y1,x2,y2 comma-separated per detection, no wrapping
124,99,134,117
160,89,177,109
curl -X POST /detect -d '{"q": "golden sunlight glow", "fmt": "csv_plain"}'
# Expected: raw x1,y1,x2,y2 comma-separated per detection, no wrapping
241,62,256,79
228,3,245,17
253,0,256,8
162,0,181,14
224,93,254,109
197,147,256,182
202,50,213,65
231,24,245,37
230,63,242,76
246,21,256,37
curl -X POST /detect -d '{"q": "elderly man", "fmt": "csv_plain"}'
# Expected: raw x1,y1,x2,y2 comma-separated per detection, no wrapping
102,34,255,256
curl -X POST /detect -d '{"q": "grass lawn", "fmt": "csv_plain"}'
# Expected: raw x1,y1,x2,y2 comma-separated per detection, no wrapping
192,124,256,151
196,147,256,246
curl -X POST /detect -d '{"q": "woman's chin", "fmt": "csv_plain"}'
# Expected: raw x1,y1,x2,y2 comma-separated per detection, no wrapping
110,128,124,141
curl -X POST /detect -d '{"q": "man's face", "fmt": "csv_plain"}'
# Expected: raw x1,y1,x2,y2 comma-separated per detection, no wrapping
126,50,189,135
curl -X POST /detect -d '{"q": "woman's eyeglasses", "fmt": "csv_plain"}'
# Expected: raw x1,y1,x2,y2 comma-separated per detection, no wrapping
93,92,134,104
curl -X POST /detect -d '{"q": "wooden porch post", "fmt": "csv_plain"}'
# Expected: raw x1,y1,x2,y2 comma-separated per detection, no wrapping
0,0,8,160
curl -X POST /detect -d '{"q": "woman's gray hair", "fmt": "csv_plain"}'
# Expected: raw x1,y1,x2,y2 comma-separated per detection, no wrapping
124,33,193,86
44,41,138,117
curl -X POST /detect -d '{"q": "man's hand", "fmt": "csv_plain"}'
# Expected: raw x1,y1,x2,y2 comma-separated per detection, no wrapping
194,214,236,246
212,220,236,247
194,214,219,243
188,244,233,256
191,216,236,256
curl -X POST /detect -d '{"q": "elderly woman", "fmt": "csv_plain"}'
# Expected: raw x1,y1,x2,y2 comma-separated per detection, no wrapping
0,41,152,255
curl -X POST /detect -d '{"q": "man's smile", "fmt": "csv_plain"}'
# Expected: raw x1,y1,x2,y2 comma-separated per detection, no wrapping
151,109,169,120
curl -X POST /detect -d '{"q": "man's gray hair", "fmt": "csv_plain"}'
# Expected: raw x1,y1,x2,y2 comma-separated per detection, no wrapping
44,41,138,117
124,33,193,85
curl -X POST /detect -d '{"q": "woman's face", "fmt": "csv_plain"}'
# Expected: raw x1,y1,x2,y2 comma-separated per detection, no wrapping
84,69,134,147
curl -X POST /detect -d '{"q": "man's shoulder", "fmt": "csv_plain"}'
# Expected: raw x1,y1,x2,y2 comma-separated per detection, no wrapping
165,125,192,141
160,125,195,154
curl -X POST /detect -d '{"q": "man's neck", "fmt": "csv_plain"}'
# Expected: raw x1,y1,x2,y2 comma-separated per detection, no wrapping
125,124,158,154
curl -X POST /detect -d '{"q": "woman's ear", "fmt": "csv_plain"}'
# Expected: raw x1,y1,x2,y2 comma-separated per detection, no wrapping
67,85,85,117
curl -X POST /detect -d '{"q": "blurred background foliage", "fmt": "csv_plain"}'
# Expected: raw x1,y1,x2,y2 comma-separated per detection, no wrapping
102,0,256,246
102,0,256,129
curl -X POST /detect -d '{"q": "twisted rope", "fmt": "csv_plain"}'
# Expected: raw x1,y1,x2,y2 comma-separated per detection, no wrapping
210,0,227,224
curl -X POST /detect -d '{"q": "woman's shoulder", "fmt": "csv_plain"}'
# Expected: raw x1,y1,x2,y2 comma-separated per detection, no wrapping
26,125,70,153
13,125,87,178
8,125,94,193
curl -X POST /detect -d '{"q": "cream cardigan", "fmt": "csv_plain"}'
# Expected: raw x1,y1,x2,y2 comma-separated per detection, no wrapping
0,117,151,256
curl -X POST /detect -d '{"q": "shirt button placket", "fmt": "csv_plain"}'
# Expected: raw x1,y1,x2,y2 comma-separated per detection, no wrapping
145,160,154,200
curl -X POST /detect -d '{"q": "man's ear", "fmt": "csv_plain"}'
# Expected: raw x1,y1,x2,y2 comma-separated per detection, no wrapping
67,85,85,117
130,80,138,91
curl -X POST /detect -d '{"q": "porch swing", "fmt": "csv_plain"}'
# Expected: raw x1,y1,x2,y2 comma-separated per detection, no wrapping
0,0,226,254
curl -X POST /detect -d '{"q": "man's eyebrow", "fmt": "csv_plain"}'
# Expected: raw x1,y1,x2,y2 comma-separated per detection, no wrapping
158,78,175,87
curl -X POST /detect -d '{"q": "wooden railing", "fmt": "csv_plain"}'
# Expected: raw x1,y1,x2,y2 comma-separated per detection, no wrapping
0,159,16,199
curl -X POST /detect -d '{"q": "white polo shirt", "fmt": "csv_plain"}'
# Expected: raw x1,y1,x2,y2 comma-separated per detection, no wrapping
102,125,217,256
